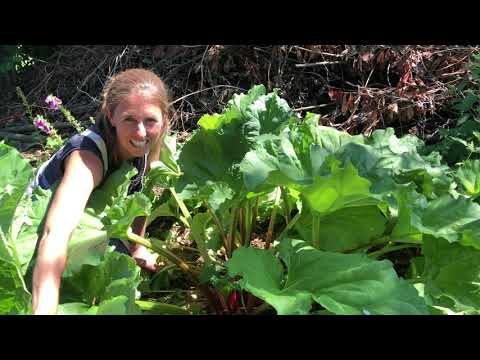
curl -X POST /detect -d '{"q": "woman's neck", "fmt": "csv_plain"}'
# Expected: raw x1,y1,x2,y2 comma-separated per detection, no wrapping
111,143,131,168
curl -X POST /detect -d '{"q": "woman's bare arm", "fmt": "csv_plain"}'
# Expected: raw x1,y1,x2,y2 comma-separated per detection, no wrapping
32,150,103,315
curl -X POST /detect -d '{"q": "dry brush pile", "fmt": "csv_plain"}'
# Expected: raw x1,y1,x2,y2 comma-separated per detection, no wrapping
0,45,478,153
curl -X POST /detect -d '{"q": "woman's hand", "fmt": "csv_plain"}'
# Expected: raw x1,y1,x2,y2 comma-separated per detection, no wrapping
32,263,63,315
131,244,160,272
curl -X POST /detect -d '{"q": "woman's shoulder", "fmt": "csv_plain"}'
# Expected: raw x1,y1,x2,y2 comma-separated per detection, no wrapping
28,127,107,193
47,126,108,179
68,126,104,144
59,127,103,157
65,127,109,173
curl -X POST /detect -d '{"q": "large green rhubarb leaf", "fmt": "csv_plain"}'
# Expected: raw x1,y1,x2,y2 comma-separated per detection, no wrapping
422,236,480,314
244,90,294,135
11,186,54,275
294,206,387,252
390,187,427,244
301,161,380,215
0,228,31,314
240,115,365,194
242,140,382,213
331,128,451,198
87,162,138,215
14,185,109,277
417,196,480,245
227,239,427,315
60,249,142,315
102,192,152,239
176,86,292,197
240,133,308,192
455,159,480,198
0,142,33,234
57,302,97,315
390,191,480,249
289,113,364,155
144,134,182,191
14,163,142,277
64,209,108,276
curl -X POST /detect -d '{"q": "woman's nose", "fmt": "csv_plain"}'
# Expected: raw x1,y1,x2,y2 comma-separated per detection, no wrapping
134,122,147,138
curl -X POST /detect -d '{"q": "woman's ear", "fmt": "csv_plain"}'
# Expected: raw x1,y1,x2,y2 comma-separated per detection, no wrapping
162,110,170,133
106,109,115,128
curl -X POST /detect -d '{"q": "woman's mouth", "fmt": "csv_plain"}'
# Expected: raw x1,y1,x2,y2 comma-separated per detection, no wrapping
130,139,148,149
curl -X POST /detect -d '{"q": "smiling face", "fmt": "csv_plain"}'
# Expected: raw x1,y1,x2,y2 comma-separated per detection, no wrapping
109,89,165,161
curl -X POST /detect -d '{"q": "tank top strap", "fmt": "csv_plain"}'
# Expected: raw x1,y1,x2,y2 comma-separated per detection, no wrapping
81,128,108,177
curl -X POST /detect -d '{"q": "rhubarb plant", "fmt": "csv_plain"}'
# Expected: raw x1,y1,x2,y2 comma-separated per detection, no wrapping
3,84,480,315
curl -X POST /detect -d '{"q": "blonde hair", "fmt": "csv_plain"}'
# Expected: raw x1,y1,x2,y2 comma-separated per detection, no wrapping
95,68,170,168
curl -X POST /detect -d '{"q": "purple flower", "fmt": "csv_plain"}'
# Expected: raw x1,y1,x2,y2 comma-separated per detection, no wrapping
34,115,52,135
45,94,62,111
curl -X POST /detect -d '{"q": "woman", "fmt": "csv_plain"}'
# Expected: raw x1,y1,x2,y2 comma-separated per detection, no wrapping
30,68,170,315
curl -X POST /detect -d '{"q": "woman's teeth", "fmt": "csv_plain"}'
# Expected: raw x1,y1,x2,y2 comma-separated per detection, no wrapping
131,139,147,148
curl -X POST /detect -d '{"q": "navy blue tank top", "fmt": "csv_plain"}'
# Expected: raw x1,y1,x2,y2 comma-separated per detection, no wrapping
26,126,147,196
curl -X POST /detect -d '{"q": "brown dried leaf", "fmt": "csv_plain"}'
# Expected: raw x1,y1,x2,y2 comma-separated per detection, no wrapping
341,94,349,114
207,46,223,73
360,52,374,63
328,88,343,103
341,94,355,114
398,64,413,87
415,101,426,114
376,50,386,65
388,103,399,113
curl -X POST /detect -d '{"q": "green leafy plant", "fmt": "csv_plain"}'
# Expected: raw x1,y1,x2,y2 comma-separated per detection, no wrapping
0,45,35,76
429,52,480,165
4,84,480,315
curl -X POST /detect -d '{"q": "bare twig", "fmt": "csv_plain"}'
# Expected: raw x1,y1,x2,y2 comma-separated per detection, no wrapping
293,46,345,58
295,61,342,68
170,85,246,106
293,104,330,112
199,45,210,91
65,55,108,107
